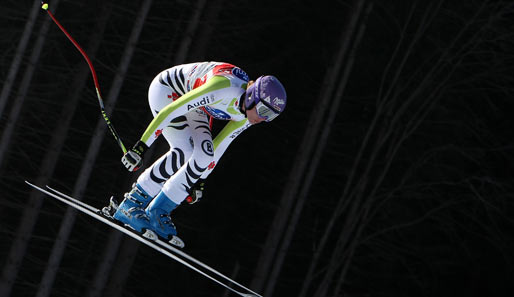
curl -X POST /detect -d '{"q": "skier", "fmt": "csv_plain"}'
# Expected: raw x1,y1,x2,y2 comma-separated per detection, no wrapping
108,62,287,243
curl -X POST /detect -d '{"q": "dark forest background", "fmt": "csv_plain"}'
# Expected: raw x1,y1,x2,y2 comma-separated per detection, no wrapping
0,0,513,296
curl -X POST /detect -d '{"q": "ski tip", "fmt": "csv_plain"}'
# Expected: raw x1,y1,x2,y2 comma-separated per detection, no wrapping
25,180,37,187
25,180,43,189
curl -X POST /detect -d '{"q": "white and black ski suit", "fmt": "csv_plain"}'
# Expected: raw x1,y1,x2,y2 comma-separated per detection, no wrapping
136,62,252,204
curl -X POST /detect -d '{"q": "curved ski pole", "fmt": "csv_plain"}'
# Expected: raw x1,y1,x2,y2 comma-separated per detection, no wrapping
41,2,127,154
43,184,263,297
27,182,258,297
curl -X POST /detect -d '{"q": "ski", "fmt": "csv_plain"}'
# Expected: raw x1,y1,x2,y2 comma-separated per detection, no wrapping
43,185,186,248
25,181,261,297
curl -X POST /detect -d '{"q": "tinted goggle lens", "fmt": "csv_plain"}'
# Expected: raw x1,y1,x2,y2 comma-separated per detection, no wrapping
256,101,279,121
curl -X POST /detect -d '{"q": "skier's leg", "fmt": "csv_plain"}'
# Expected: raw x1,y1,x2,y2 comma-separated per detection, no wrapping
111,74,193,228
113,120,193,229
160,109,213,204
134,74,194,197
145,109,213,239
135,132,193,197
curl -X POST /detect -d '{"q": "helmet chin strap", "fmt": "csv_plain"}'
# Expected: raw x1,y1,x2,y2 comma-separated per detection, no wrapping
238,93,247,117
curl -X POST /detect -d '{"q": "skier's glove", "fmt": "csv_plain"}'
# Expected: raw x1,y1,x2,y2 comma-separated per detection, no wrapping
121,140,148,172
186,179,205,204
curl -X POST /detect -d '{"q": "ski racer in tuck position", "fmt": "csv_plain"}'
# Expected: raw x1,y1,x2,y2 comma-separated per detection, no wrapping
106,62,287,244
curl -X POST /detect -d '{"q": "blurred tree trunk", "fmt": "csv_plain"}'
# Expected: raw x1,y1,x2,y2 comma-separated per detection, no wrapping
101,237,141,297
35,1,153,296
0,1,63,296
302,1,496,296
250,1,369,296
31,6,112,297
99,1,210,295
221,262,240,297
0,0,40,118
270,2,372,297
188,0,224,61
308,2,445,295
84,231,124,297
0,0,61,170
173,0,206,65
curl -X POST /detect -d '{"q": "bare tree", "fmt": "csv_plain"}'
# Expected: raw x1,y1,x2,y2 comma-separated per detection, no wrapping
89,1,210,295
250,1,370,296
0,1,63,295
31,6,112,297
0,0,63,170
34,1,154,296
2,0,510,296
0,0,40,118
101,237,141,297
298,1,512,296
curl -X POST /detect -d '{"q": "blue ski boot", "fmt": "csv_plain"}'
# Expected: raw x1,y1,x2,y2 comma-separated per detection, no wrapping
145,191,178,240
113,183,153,232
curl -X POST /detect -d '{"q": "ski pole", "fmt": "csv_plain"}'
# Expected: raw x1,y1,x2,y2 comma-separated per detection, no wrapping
41,2,127,154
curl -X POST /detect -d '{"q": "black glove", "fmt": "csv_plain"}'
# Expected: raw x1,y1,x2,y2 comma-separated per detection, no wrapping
186,179,205,204
121,140,148,172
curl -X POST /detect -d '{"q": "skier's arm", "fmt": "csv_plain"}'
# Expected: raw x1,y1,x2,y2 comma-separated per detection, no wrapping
121,75,230,171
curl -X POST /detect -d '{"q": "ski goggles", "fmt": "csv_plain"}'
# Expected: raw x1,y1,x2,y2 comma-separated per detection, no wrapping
255,101,280,122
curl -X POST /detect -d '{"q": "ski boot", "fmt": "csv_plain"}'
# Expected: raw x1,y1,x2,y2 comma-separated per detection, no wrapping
144,191,184,248
111,183,154,232
145,191,178,238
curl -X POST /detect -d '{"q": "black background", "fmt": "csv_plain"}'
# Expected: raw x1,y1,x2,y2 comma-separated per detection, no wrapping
1,0,513,296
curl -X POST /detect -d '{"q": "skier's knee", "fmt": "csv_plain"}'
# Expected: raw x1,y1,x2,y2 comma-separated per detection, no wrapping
193,139,214,168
